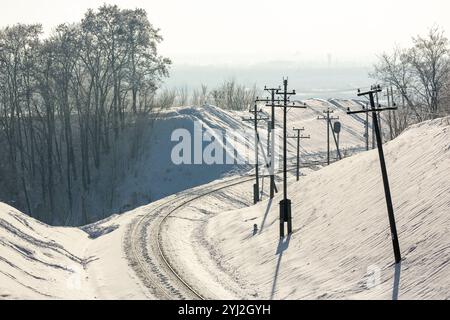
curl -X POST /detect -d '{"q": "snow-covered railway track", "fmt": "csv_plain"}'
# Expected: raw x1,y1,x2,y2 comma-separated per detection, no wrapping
126,162,330,299
127,175,255,300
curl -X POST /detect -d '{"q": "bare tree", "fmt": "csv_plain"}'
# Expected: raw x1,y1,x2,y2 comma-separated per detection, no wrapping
206,80,259,111
372,26,450,136
177,85,189,106
407,27,450,118
0,5,171,225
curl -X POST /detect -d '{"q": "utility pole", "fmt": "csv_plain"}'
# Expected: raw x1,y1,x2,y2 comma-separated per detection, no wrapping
242,102,269,204
353,99,370,150
390,86,398,138
370,91,377,149
288,127,310,181
317,108,339,165
347,85,401,264
384,87,394,141
361,102,370,151
375,89,383,143
266,78,307,237
256,89,280,199
366,109,369,151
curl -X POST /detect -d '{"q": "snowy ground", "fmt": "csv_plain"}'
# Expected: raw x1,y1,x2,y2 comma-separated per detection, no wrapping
204,117,450,299
0,103,448,300
71,99,371,224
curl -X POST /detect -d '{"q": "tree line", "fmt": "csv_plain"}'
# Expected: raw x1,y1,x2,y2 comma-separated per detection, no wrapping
0,5,170,225
152,80,260,111
372,26,450,138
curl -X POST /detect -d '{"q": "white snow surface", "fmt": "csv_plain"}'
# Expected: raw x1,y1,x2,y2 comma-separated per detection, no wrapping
206,117,450,299
0,102,448,300
71,99,369,224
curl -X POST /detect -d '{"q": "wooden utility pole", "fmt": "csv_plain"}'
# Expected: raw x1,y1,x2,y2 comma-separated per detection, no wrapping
390,86,398,138
256,89,280,199
365,110,369,151
266,78,307,237
317,108,339,165
375,89,383,143
384,87,394,141
358,101,371,151
288,127,310,181
347,85,401,264
356,100,370,151
242,103,269,204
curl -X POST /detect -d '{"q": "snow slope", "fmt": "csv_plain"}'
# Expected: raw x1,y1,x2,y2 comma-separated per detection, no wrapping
0,101,418,300
123,99,371,203
0,203,93,299
0,202,149,299
205,117,450,299
62,100,369,225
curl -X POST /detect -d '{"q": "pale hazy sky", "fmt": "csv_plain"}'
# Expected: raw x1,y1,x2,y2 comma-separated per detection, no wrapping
1,0,449,66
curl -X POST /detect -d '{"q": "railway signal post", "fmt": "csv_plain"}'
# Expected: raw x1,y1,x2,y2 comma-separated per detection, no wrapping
333,121,342,160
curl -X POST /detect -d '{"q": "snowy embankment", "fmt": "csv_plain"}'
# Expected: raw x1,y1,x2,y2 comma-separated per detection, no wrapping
113,99,368,213
56,99,368,225
0,204,93,299
0,203,150,299
0,101,385,299
205,117,450,299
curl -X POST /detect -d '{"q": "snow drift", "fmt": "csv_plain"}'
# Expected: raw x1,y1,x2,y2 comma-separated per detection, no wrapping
205,117,450,299
0,101,421,300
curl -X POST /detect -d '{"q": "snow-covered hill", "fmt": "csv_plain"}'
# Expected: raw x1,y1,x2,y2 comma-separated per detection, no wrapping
2,104,446,300
71,100,369,225
205,117,450,299
0,203,91,299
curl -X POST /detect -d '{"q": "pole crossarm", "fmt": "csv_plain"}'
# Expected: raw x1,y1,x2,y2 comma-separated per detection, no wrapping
267,103,307,109
357,85,382,96
317,109,339,119
264,86,281,92
276,89,296,96
347,107,398,115
242,117,270,122
256,97,281,104
288,127,309,139
317,116,339,120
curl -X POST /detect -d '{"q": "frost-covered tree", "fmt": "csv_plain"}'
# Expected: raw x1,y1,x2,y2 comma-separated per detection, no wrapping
372,26,450,135
0,5,171,225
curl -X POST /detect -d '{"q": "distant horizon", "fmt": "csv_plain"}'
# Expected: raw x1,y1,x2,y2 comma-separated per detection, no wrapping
2,0,448,99
1,0,449,66
163,62,374,99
